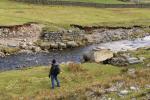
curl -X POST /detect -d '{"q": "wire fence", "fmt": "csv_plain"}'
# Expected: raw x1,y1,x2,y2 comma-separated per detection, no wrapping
13,0,150,8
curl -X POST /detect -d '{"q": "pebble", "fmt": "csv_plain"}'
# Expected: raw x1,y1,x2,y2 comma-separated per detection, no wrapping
130,86,139,91
145,84,150,89
119,90,129,95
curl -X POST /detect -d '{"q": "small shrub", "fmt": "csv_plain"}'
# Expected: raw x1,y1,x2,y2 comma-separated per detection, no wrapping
121,68,128,73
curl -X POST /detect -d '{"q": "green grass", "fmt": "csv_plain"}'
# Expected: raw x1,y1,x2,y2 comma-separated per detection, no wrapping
0,48,149,99
0,0,150,30
0,63,121,99
49,0,128,4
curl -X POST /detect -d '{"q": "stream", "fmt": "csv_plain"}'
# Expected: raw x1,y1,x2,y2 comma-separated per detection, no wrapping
0,36,150,71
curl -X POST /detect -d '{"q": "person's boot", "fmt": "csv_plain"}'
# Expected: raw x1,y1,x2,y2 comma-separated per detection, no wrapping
51,87,54,89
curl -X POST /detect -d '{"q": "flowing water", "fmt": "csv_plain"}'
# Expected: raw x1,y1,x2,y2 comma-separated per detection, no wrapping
0,36,150,71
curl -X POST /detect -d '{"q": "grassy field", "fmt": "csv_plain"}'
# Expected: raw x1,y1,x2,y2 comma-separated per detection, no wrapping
0,63,122,99
0,0,150,30
49,0,127,4
0,48,150,99
141,0,150,3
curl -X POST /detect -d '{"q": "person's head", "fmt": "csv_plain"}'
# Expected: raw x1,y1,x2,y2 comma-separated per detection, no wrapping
52,59,56,64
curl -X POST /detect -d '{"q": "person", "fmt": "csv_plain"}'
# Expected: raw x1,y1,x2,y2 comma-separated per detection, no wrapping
49,59,60,89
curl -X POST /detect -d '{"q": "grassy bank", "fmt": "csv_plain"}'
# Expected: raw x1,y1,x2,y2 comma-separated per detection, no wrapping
0,48,150,99
0,63,121,99
0,0,150,30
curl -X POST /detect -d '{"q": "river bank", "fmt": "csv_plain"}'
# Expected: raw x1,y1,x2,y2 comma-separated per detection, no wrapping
0,23,150,57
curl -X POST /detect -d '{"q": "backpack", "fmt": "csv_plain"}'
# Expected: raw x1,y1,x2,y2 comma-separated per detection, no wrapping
53,65,60,75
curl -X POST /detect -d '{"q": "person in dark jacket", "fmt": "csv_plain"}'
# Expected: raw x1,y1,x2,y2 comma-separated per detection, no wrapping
49,59,60,89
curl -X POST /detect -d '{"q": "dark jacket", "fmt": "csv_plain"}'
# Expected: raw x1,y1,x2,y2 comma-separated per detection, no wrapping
49,63,60,77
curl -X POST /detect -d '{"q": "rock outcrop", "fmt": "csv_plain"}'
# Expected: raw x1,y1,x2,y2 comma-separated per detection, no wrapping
104,52,143,66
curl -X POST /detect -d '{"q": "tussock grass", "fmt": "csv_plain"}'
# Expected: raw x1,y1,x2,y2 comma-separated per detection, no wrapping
67,62,85,72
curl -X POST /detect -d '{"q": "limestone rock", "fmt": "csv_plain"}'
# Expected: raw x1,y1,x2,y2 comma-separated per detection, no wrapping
126,57,142,64
39,42,50,50
91,49,113,62
50,43,58,49
0,52,5,57
83,48,113,63
119,90,129,96
130,86,139,91
32,46,41,52
66,41,78,48
18,50,33,54
105,52,143,66
19,42,27,49
58,42,67,49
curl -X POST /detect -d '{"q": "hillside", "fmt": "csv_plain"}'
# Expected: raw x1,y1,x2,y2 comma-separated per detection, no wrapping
0,0,150,31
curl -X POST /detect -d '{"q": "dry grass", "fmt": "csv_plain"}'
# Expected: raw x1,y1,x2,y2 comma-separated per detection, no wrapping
67,63,85,72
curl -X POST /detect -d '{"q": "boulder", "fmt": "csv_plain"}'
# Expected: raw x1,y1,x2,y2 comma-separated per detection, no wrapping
26,42,33,46
18,50,33,54
146,63,150,67
83,52,92,62
119,90,129,95
145,85,150,89
130,86,139,91
66,41,78,48
31,46,41,52
83,48,114,63
19,42,27,49
105,52,143,66
105,86,118,92
105,57,128,66
126,57,142,64
58,42,67,49
138,57,146,62
39,42,50,50
0,52,5,57
91,49,113,63
50,43,58,49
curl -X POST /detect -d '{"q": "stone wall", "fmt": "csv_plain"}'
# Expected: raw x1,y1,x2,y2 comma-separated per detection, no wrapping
39,29,87,49
14,0,150,8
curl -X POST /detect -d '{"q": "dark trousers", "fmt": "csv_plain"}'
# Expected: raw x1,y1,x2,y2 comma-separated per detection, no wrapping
51,74,60,89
